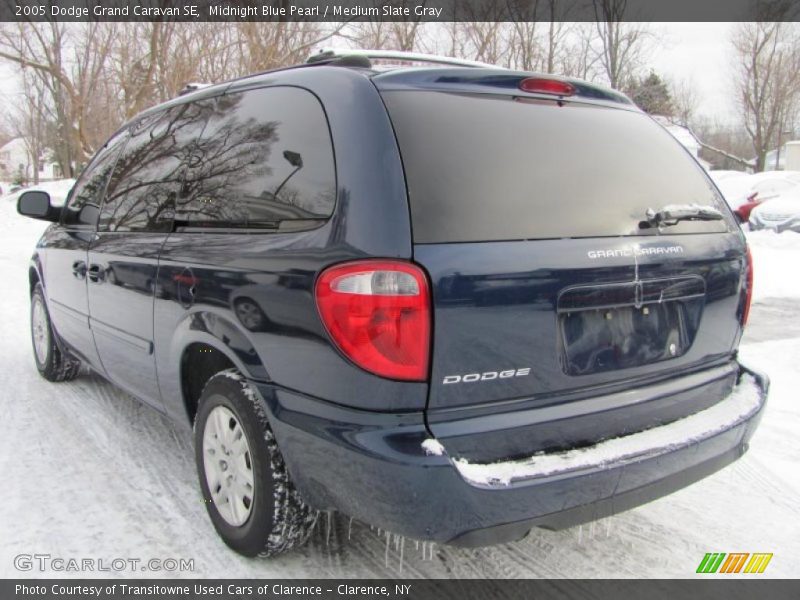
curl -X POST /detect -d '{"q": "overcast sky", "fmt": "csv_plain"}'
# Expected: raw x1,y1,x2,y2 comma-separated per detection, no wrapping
0,22,740,127
650,22,738,123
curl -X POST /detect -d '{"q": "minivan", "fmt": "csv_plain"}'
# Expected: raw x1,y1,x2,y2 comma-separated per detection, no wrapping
18,49,768,557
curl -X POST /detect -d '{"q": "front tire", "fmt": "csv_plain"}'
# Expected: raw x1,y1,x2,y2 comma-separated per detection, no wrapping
194,369,318,557
30,282,80,382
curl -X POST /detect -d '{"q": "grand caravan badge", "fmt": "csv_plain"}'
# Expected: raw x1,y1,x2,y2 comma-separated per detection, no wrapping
587,245,685,259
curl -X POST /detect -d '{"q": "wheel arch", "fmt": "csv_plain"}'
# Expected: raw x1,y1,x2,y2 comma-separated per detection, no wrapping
167,311,272,427
29,257,44,295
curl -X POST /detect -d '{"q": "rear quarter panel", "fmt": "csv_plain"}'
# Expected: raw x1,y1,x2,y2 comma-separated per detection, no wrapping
154,69,427,427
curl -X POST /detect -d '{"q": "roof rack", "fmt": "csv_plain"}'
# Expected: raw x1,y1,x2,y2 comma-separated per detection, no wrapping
178,82,212,96
306,48,502,70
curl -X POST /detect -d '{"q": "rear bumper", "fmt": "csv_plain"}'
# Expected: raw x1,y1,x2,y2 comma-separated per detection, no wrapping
256,363,768,547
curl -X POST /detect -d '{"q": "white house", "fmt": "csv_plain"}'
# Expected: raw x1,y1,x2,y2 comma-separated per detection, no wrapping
0,137,62,183
763,144,790,171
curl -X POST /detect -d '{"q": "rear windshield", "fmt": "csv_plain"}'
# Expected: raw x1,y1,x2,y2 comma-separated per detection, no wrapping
382,91,731,243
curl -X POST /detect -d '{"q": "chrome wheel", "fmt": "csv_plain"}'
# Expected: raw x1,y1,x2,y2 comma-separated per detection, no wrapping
31,296,50,365
202,405,255,527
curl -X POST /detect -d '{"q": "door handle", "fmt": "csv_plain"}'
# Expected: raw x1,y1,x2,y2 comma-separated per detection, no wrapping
87,264,106,283
71,261,87,280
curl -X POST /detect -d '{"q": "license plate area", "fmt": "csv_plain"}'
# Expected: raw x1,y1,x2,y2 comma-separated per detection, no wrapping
557,277,706,376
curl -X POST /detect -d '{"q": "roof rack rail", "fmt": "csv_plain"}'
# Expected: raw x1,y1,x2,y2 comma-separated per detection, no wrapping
306,48,502,70
178,82,212,96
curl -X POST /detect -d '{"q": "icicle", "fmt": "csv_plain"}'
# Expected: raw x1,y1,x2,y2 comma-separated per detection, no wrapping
605,518,612,538
415,540,419,551
348,517,353,541
385,531,390,567
394,533,400,551
590,521,595,539
325,511,332,546
578,524,583,544
399,536,405,574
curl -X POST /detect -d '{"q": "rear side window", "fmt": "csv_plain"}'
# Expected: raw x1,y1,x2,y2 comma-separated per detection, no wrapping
175,86,336,229
62,131,127,229
382,92,731,243
100,101,212,232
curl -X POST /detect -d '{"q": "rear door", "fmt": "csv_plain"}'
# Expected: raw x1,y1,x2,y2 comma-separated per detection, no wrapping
88,102,210,407
379,83,745,428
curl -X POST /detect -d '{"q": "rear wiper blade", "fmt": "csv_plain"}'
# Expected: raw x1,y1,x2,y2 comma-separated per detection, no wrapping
640,204,724,229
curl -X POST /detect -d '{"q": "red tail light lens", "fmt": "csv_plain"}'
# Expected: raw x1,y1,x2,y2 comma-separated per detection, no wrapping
315,260,430,381
519,78,575,96
742,246,754,327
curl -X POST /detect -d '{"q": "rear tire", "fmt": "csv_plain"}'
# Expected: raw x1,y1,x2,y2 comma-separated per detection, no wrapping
194,369,318,557
30,282,81,382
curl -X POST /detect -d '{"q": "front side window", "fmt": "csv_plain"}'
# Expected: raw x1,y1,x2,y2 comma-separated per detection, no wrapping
174,86,336,229
99,100,213,232
62,132,128,229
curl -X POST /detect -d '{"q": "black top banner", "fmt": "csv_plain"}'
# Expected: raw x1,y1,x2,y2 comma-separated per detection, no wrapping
2,0,800,22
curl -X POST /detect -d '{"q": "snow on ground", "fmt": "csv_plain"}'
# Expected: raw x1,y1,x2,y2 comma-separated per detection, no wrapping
747,229,800,300
3,179,76,207
0,193,798,578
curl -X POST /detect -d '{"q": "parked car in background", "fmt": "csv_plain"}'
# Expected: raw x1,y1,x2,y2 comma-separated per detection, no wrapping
711,170,800,224
749,190,800,232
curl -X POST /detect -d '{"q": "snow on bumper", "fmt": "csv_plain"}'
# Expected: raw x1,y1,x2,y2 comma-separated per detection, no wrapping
452,374,765,488
258,364,767,545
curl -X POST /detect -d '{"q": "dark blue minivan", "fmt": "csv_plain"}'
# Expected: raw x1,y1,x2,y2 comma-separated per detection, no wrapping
18,50,768,557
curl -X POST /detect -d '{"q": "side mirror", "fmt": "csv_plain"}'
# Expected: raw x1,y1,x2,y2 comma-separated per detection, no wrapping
17,191,59,222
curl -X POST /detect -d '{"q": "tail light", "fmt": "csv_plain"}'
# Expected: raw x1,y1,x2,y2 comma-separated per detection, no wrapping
519,78,575,96
315,260,430,381
741,246,754,327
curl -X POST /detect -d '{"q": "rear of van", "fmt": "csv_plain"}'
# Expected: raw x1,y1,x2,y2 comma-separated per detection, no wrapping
266,66,768,546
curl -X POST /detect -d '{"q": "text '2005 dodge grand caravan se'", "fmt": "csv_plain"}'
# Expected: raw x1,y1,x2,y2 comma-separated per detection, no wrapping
18,50,768,557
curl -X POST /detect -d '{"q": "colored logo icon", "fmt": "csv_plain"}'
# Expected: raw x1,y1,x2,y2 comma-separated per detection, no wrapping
697,552,773,574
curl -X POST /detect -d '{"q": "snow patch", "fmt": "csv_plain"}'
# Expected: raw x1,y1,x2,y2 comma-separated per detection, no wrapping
2,178,76,207
421,438,445,456
746,229,800,300
453,375,764,487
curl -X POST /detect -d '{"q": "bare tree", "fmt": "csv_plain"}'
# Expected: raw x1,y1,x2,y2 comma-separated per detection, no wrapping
341,6,425,53
343,21,395,49
0,22,115,174
560,23,600,80
235,22,346,74
589,0,652,89
7,73,49,184
732,21,800,171
438,0,510,66
390,20,424,52
669,76,700,127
